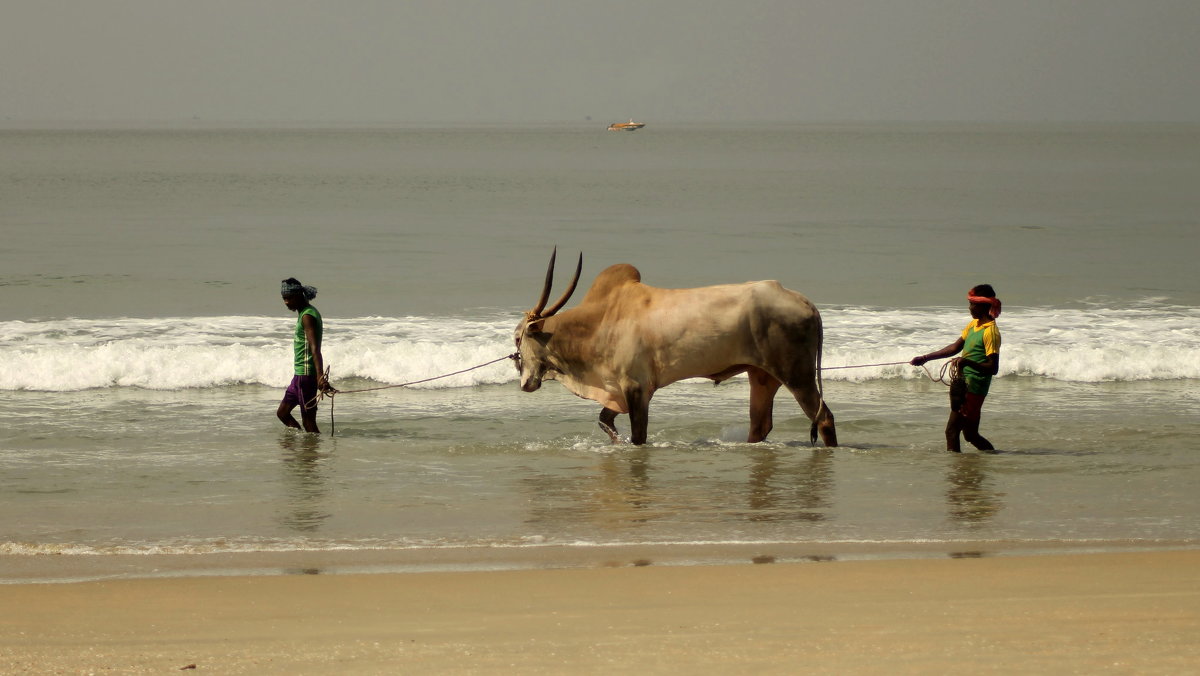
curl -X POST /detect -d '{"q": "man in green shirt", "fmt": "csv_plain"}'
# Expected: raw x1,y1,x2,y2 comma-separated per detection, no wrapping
911,284,1002,453
277,278,328,433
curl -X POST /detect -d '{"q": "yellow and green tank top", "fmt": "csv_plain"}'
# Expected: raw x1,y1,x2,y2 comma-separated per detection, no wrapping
960,318,1000,396
293,305,322,376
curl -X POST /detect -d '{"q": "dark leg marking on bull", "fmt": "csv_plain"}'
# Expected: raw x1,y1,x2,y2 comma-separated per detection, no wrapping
626,388,650,446
816,401,837,447
787,383,838,448
598,407,621,444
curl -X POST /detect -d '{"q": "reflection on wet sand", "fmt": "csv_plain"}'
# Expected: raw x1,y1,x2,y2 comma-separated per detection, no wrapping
513,443,1017,568
278,432,332,533
747,448,833,523
945,454,1003,527
949,551,986,559
522,446,836,535
522,447,656,534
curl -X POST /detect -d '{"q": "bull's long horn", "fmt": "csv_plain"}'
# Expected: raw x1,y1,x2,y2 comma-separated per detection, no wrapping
530,247,558,317
541,252,582,318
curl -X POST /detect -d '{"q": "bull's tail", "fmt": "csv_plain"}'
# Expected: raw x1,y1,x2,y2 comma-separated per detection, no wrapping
811,323,828,446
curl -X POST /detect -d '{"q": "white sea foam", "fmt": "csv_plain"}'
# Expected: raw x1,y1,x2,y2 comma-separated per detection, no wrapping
822,302,1200,383
1,303,1196,391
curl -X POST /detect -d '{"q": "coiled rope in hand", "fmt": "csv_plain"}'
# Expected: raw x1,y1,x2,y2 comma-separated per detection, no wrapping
305,353,518,436
925,358,966,410
921,358,961,387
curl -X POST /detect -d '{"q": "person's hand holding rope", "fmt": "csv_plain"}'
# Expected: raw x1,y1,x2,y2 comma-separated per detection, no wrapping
318,367,338,395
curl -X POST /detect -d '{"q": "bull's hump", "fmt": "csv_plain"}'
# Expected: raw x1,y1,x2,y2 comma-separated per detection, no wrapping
598,263,641,284
581,264,642,304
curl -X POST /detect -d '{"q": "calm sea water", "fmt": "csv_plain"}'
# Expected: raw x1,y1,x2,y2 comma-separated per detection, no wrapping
2,123,1198,582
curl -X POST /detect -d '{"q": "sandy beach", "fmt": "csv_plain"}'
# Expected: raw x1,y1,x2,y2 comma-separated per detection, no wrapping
2,550,1197,674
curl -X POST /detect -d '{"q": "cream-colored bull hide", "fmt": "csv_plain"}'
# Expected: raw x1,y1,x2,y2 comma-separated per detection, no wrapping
514,250,837,446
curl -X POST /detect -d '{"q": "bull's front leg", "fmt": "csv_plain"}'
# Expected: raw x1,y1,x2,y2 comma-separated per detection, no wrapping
626,387,651,446
598,407,621,443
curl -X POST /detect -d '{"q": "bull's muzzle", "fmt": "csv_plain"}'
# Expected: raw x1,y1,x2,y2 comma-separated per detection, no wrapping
520,373,542,392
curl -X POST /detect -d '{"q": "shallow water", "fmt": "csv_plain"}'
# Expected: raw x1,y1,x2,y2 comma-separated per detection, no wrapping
2,123,1198,581
3,375,1196,582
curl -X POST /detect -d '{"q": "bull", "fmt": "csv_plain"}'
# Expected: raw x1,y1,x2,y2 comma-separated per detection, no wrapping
513,250,838,447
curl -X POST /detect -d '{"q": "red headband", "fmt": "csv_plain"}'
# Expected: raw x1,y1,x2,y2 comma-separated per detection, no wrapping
967,293,1001,318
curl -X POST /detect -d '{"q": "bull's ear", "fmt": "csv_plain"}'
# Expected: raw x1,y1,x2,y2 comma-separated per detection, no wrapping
526,317,549,333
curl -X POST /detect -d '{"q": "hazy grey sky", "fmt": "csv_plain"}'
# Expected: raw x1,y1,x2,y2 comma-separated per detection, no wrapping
3,0,1198,123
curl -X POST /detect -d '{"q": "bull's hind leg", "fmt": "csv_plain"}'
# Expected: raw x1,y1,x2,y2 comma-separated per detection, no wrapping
787,383,838,447
747,367,783,443
814,400,837,447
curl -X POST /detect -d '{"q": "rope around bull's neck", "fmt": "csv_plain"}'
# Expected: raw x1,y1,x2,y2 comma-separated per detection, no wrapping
305,355,956,436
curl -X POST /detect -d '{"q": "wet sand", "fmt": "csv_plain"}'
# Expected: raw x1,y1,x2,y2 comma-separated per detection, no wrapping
2,550,1198,674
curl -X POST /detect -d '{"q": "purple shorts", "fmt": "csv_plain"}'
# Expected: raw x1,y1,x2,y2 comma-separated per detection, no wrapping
281,375,319,412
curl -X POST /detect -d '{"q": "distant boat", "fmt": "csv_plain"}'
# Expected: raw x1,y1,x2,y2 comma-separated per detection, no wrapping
608,119,645,131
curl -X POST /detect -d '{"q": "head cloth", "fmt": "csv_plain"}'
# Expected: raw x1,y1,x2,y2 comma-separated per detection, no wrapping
967,292,1001,318
281,279,318,301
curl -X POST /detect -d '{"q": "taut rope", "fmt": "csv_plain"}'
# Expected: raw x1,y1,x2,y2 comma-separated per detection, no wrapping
306,353,518,436
820,360,909,371
821,358,958,386
305,355,955,436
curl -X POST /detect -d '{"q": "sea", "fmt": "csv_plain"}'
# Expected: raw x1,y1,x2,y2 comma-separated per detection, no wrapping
2,122,1198,583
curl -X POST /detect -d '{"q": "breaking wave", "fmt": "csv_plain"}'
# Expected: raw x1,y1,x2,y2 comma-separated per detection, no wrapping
1,302,1196,391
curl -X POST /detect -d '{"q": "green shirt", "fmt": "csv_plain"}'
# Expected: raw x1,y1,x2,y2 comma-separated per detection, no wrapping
293,305,323,376
960,318,1000,396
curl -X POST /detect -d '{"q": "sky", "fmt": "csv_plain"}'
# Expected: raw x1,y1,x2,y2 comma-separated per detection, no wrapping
2,0,1198,124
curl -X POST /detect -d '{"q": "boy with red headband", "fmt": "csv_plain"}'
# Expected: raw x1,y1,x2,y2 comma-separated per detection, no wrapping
911,284,1002,452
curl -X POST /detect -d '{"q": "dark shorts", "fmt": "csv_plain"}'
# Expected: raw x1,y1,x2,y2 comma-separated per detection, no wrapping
281,375,319,413
958,392,986,420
